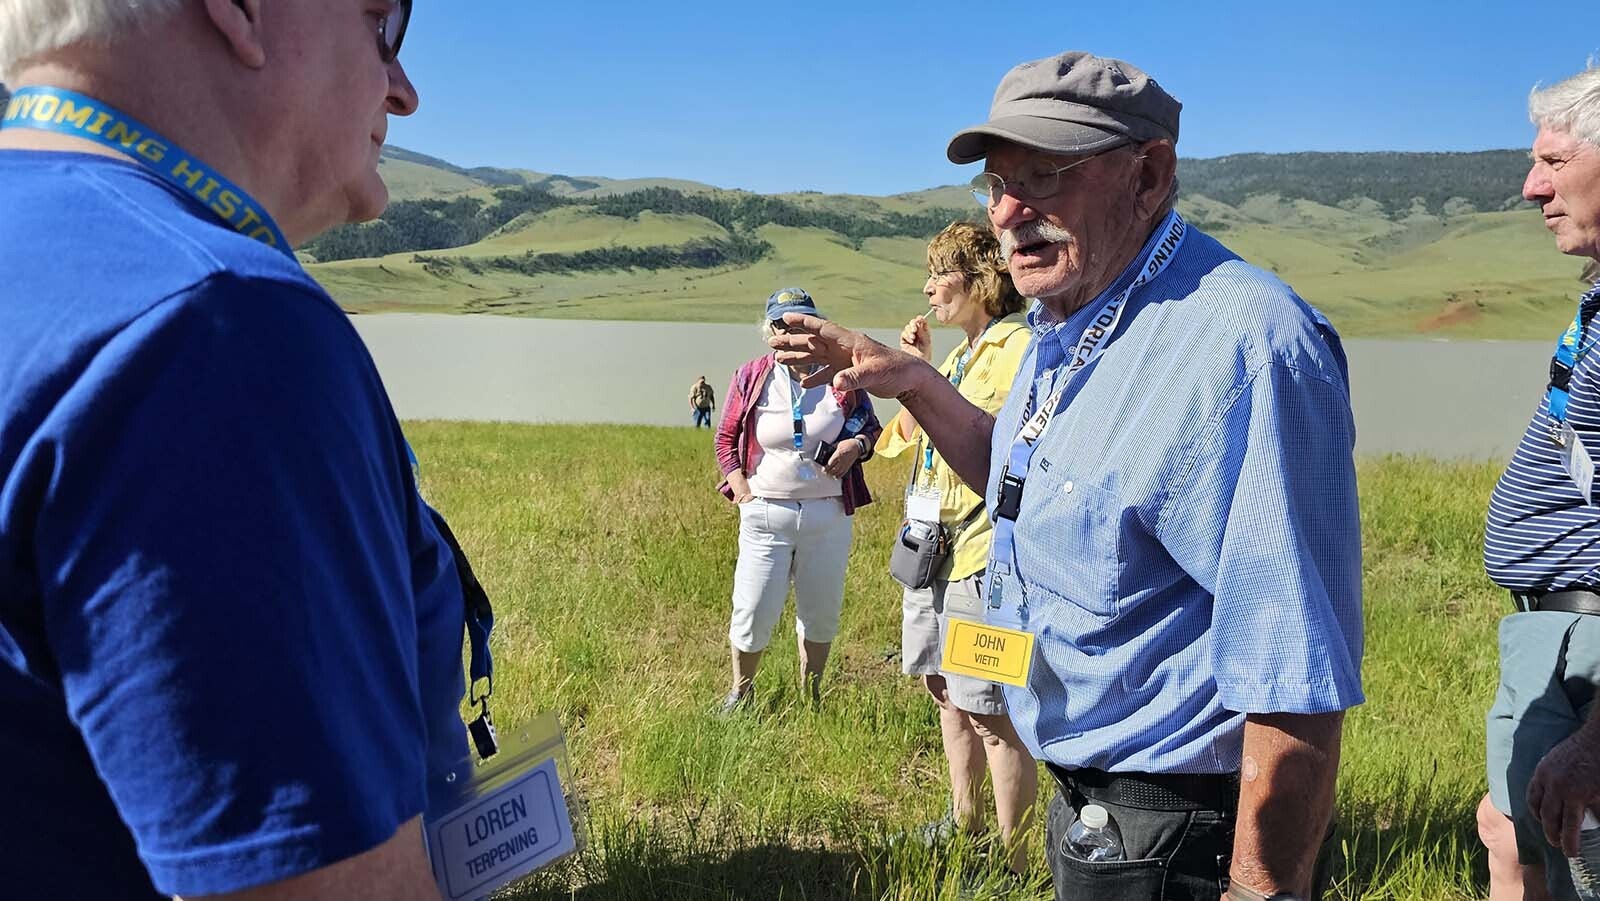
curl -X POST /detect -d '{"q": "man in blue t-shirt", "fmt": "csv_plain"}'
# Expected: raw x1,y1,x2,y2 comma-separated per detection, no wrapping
1482,62,1600,901
0,2,473,898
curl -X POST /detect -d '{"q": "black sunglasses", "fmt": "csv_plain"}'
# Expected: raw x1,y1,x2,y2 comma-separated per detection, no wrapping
377,0,412,63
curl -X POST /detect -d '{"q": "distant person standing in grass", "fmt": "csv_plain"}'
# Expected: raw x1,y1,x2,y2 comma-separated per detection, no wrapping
875,221,1036,872
769,51,1362,900
1481,62,1600,901
714,288,881,712
0,2,486,899
690,374,717,428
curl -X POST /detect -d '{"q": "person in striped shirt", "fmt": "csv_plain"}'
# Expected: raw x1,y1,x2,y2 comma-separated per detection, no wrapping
1482,62,1600,901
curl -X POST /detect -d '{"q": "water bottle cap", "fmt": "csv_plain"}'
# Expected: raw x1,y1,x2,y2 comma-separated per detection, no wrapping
1080,804,1109,830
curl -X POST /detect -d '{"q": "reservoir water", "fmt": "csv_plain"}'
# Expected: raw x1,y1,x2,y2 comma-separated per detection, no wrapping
351,314,1545,460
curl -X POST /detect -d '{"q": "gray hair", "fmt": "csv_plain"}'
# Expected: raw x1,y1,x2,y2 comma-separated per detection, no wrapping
1530,61,1600,147
0,0,184,82
760,318,778,341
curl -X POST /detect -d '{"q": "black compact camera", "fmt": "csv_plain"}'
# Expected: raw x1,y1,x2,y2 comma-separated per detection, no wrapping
811,440,837,466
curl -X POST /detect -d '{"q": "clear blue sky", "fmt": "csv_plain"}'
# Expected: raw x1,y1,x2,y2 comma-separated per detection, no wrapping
386,1,1599,196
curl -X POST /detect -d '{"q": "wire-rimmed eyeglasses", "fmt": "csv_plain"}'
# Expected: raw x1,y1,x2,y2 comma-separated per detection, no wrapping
969,145,1139,209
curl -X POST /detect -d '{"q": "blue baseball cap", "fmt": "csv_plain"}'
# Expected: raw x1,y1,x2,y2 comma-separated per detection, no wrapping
765,287,825,322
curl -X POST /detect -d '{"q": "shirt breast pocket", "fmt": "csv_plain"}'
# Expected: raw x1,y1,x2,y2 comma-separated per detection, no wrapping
962,384,1003,415
1013,475,1121,619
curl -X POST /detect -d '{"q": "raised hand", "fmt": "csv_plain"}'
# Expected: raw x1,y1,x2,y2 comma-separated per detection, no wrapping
900,314,932,361
768,313,938,399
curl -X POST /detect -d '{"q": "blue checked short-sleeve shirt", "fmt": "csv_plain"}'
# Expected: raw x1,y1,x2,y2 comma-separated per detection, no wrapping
986,223,1365,774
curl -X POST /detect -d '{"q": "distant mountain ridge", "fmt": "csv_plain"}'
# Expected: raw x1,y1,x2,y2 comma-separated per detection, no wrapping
322,143,1538,271
1180,150,1530,216
379,144,1535,218
301,141,1583,341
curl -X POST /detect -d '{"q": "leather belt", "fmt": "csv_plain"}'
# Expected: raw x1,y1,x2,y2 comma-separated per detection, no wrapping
1510,589,1600,616
1047,764,1240,812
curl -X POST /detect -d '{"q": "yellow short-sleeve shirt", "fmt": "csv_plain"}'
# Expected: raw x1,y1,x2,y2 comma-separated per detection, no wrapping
875,313,1031,581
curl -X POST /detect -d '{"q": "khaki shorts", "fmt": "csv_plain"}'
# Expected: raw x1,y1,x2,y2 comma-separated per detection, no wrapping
901,572,1007,716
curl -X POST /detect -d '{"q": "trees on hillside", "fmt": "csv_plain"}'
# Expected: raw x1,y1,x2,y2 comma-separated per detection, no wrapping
300,149,1540,267
415,234,774,277
1179,151,1531,214
304,184,977,264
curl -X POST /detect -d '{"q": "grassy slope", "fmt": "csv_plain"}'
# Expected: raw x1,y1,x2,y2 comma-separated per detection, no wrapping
315,222,937,324
375,155,486,199
409,423,1505,900
312,189,1586,338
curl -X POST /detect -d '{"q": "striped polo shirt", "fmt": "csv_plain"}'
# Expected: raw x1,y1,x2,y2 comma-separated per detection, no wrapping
1485,283,1600,592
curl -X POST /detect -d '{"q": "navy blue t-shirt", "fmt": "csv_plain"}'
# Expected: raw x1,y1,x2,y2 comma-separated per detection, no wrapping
0,151,470,897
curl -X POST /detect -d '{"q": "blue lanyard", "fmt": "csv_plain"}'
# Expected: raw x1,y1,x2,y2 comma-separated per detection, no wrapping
1548,284,1600,436
923,318,1002,477
785,366,866,452
788,370,807,450
2,87,292,256
985,212,1187,620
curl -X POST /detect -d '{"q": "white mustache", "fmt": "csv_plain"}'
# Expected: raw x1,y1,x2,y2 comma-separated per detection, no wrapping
1000,221,1072,258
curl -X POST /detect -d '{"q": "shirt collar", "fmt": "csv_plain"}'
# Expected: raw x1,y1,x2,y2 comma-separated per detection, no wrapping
973,311,1027,349
1025,217,1186,350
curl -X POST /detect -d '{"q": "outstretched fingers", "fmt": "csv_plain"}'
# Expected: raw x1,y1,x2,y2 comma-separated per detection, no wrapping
801,365,842,389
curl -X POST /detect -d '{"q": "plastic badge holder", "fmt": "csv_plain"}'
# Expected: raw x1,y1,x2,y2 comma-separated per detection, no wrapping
426,711,584,901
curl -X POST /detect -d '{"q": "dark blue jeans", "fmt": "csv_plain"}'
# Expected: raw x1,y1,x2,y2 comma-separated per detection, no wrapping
692,408,712,428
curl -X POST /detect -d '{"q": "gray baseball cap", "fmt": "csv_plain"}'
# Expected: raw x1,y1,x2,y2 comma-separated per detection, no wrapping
947,51,1181,165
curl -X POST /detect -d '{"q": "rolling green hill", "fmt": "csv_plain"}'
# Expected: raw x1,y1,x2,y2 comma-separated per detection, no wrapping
308,146,1592,339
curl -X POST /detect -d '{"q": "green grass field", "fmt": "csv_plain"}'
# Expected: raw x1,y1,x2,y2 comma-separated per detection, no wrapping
311,195,1588,340
407,423,1510,900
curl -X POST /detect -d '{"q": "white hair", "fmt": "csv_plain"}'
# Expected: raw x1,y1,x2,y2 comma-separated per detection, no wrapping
1530,61,1600,147
0,0,184,82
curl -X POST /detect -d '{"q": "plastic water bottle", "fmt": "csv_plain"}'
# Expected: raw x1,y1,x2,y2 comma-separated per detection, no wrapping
1065,803,1125,862
1570,811,1600,900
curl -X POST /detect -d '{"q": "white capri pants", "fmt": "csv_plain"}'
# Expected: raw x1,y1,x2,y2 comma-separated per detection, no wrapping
728,497,854,652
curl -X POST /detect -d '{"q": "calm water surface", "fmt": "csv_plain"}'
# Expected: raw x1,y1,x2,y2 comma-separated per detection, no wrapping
351,314,1546,459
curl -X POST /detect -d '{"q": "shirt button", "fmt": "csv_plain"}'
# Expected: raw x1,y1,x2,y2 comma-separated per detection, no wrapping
1062,480,1075,495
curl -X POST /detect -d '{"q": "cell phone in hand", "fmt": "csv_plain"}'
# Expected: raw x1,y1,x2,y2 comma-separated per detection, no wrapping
811,440,836,467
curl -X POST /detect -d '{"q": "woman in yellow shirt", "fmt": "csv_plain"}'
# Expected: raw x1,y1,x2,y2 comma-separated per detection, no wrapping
876,221,1036,872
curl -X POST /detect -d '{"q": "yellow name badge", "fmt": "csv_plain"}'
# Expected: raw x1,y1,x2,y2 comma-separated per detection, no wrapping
941,618,1035,687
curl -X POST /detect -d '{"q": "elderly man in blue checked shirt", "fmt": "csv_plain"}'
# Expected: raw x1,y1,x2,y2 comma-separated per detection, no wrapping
771,51,1363,900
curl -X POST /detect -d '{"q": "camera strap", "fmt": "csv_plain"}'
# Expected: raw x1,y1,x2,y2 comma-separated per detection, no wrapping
1546,283,1600,439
